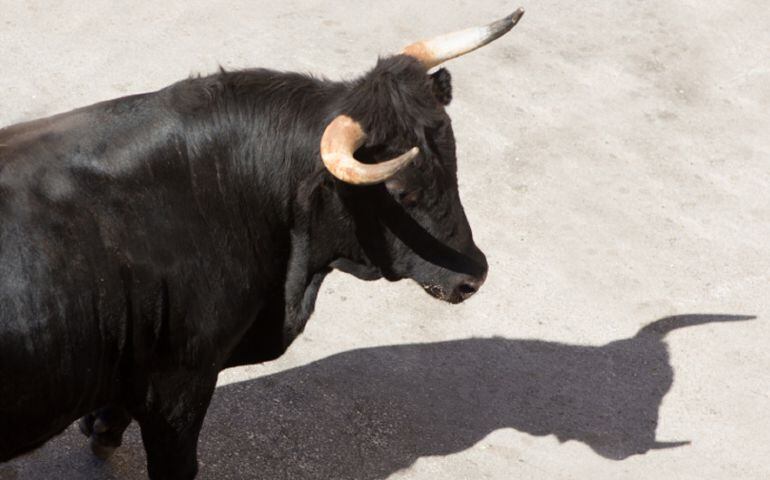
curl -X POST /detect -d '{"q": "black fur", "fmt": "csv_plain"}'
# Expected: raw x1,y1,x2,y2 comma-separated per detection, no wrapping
0,54,486,478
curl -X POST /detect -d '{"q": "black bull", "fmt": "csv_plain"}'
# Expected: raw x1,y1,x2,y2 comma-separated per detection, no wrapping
0,56,488,478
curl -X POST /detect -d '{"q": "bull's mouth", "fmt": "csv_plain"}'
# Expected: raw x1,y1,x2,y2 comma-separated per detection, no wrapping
421,283,464,304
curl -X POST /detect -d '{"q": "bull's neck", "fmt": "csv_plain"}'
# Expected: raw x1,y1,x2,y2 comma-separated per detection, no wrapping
177,74,358,280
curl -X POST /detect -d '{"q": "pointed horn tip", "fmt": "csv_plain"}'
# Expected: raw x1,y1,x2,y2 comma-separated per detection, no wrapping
390,146,420,171
391,146,420,170
650,440,691,450
507,8,525,25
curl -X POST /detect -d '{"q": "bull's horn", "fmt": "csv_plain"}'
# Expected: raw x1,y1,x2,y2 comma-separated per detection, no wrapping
403,8,525,69
320,115,419,185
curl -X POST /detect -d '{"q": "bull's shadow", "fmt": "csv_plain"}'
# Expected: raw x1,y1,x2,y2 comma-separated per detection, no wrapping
2,314,754,479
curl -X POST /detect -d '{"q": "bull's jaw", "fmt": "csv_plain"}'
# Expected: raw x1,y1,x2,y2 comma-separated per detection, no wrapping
330,258,383,281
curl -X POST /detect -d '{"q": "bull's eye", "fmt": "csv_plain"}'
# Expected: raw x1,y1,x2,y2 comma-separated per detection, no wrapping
398,190,421,208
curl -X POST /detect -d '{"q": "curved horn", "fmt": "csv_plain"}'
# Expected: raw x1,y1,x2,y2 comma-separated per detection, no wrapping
403,8,525,69
320,115,419,185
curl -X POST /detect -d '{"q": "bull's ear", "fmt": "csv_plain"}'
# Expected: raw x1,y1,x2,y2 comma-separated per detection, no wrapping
430,68,452,106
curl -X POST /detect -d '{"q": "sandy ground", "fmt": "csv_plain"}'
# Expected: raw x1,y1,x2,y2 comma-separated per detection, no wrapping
1,1,769,479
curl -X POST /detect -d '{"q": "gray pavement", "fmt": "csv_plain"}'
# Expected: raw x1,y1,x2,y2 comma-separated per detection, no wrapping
1,1,769,479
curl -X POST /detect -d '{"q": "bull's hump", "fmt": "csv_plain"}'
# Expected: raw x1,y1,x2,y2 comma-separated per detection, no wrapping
1,93,180,179
0,112,89,151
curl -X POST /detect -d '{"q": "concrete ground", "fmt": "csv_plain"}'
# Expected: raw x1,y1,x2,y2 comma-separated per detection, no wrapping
1,0,769,478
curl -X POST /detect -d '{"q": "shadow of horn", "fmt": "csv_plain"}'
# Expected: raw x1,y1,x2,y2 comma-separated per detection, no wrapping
635,314,756,338
649,440,691,450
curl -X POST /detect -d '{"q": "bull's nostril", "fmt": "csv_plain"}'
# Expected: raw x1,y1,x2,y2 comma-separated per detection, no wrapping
458,283,477,296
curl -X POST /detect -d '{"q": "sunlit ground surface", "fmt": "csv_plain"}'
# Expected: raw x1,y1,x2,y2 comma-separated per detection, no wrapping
1,1,768,478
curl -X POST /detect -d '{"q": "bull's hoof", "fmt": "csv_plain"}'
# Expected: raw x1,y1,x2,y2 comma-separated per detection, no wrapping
78,413,97,437
89,437,118,460
77,409,130,460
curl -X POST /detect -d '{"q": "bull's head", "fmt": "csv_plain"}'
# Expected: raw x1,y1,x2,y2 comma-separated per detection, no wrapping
319,9,524,304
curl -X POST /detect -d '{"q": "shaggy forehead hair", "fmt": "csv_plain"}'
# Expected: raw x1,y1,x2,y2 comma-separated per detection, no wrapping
342,55,448,147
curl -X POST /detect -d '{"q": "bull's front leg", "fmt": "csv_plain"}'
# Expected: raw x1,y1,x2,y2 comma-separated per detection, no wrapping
78,405,132,459
132,371,218,480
